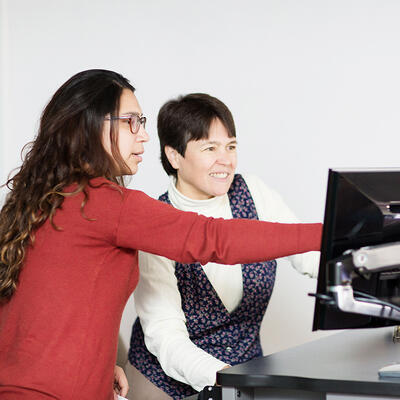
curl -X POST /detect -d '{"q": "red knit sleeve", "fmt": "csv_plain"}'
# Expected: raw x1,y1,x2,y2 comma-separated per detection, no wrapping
116,189,322,265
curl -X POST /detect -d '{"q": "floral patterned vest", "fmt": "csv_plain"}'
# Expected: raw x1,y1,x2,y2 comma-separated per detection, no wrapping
128,174,277,399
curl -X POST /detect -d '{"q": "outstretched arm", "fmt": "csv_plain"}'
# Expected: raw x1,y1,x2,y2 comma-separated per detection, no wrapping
116,190,322,266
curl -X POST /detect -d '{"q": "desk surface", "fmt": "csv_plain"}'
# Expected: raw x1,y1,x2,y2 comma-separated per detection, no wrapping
217,327,400,396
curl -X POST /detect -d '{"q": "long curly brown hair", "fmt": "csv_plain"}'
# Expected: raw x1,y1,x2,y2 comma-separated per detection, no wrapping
0,69,135,300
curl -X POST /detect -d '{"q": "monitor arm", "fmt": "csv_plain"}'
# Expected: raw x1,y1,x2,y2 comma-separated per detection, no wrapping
352,242,400,272
326,242,400,321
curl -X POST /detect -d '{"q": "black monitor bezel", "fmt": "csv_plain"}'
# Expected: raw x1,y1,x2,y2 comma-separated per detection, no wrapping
312,168,400,331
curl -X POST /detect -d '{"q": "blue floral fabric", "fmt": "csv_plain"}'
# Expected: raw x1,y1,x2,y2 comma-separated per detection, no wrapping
129,174,277,399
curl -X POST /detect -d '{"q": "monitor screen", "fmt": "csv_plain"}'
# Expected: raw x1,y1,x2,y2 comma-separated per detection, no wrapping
313,168,400,330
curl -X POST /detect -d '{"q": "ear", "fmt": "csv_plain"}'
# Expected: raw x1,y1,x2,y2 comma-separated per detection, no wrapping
164,146,181,170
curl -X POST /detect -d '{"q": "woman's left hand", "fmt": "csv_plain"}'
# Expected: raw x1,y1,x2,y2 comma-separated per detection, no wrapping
113,365,129,399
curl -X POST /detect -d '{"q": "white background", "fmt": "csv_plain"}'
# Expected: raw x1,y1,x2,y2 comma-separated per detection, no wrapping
2,0,400,361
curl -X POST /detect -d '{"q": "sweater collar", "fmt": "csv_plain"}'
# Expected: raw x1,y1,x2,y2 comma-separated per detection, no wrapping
167,176,228,213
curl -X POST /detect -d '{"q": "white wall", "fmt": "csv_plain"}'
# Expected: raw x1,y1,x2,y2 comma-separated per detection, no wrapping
2,0,400,360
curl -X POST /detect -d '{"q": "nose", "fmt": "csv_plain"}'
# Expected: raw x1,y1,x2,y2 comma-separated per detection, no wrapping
136,125,149,142
216,149,233,165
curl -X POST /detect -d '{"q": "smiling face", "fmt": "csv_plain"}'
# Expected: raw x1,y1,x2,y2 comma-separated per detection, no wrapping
166,118,237,199
102,89,149,175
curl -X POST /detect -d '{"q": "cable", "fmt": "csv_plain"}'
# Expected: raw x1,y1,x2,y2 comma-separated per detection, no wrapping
310,291,400,316
308,292,336,305
353,290,400,314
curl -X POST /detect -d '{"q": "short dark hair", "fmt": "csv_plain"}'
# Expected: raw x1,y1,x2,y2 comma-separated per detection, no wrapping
157,93,236,177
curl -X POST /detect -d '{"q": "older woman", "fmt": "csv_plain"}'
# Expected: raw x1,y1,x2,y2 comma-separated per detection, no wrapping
127,93,320,399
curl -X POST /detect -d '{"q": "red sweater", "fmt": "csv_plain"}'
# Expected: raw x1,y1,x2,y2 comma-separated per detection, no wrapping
0,178,321,399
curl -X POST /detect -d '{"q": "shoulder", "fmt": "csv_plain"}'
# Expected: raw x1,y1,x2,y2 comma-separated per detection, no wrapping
81,178,161,223
239,173,281,199
238,173,296,222
82,178,129,212
87,177,152,202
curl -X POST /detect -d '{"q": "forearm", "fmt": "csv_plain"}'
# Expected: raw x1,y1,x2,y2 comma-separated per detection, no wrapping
195,219,322,265
146,329,228,391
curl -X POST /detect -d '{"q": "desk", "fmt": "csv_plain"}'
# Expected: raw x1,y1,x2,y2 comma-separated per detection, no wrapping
216,327,400,400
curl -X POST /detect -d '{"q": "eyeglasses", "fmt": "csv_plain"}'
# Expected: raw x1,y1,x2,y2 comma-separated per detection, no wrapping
105,114,147,135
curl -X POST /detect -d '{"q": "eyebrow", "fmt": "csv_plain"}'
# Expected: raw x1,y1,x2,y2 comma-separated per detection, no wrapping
121,111,142,117
201,139,237,145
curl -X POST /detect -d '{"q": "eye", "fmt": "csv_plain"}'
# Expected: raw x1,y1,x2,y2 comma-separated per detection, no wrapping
204,146,215,152
228,145,237,151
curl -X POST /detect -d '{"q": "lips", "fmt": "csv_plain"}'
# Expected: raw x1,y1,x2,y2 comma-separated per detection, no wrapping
131,152,144,162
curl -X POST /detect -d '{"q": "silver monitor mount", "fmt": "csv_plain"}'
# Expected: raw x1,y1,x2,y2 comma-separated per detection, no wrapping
327,242,400,321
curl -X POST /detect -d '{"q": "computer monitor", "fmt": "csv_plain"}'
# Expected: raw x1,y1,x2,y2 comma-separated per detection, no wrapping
313,168,400,330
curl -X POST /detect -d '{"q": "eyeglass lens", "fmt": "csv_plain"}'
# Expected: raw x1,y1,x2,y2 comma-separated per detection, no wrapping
131,116,146,134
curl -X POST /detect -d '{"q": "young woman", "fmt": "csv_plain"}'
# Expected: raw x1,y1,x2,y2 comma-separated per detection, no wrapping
0,71,321,400
127,93,320,400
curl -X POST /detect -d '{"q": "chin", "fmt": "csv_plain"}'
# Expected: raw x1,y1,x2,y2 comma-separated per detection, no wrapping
127,161,139,175
211,186,231,197
218,180,233,191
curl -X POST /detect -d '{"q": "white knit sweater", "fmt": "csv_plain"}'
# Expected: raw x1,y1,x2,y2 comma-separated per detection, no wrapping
133,173,320,391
